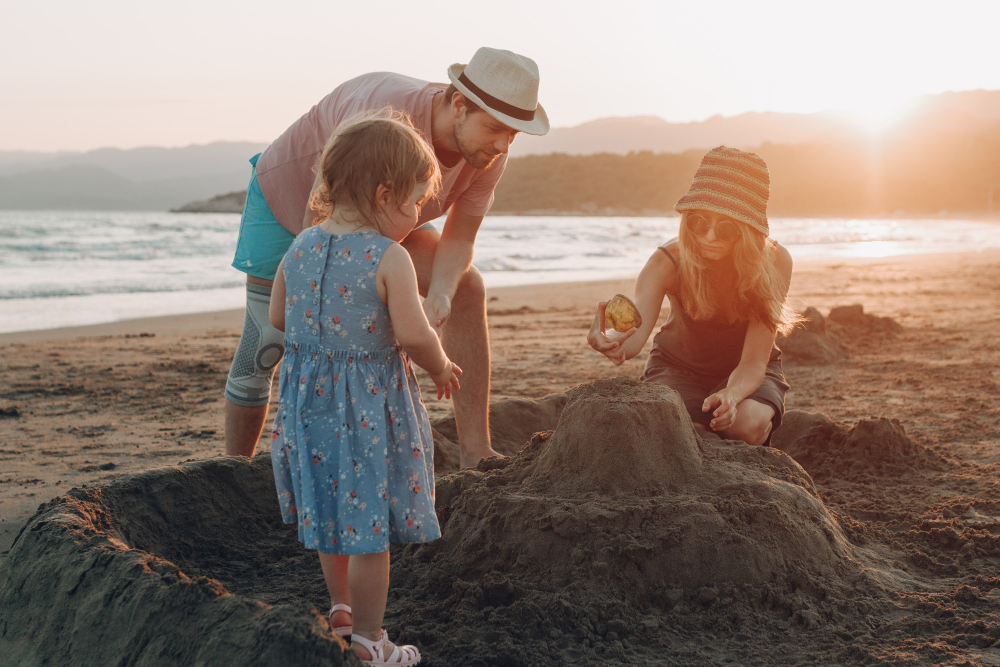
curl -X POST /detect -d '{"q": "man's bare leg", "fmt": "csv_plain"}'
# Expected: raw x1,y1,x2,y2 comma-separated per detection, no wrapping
224,402,269,457
403,230,498,468
445,268,499,467
224,275,275,457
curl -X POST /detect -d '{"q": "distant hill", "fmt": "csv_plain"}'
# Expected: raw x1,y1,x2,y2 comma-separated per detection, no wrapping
4,89,1000,213
0,141,267,180
171,190,246,213
0,142,264,211
508,111,862,157
491,123,1000,217
509,89,1000,157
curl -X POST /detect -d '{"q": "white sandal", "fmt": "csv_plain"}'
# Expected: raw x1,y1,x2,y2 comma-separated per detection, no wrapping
350,629,421,666
327,603,353,638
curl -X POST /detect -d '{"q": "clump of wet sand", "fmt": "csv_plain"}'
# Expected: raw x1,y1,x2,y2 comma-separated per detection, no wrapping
773,410,941,482
778,304,903,365
431,394,567,473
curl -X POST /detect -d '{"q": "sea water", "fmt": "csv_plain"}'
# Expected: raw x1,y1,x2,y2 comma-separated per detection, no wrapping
2,210,999,333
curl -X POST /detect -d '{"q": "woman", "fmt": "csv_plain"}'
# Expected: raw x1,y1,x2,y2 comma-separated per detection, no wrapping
587,146,797,446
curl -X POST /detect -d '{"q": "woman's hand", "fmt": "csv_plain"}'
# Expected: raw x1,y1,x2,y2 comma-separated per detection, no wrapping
702,389,739,432
430,360,462,400
587,301,637,366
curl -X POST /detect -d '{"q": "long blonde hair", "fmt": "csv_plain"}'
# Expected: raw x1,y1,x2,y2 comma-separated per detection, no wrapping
308,109,442,229
675,211,798,335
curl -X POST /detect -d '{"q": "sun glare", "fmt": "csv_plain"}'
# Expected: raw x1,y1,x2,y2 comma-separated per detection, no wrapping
840,97,920,133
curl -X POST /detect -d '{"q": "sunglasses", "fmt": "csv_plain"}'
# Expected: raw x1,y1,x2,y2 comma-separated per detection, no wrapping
687,214,742,243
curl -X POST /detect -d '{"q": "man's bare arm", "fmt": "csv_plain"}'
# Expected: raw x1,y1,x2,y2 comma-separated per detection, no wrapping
422,208,484,330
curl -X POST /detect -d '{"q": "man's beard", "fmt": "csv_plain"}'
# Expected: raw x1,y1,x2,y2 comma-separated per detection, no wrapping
454,119,500,170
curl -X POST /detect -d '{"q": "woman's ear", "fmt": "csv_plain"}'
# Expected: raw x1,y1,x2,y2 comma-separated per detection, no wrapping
374,183,392,212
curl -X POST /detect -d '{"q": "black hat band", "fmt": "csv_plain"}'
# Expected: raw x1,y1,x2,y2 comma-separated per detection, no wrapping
458,72,536,122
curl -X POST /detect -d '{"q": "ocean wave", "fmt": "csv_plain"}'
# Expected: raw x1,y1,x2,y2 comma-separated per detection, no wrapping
0,281,246,300
4,212,1000,332
507,253,566,261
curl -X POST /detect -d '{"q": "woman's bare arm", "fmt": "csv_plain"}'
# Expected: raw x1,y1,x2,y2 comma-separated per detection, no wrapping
703,244,794,429
588,247,677,366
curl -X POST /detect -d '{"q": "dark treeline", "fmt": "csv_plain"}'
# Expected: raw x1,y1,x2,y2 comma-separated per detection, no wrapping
492,122,1000,217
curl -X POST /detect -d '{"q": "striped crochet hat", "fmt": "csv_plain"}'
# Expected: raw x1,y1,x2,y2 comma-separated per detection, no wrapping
674,146,770,236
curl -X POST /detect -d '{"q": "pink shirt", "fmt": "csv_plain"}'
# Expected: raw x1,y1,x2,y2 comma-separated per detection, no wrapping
255,72,507,235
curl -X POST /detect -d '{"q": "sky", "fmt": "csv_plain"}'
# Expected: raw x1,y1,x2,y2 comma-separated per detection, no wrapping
3,0,1000,152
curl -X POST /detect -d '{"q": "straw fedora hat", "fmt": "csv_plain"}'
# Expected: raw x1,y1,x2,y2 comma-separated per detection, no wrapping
447,47,549,136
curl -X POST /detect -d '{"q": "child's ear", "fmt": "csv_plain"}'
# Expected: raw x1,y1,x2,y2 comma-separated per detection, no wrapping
374,183,393,212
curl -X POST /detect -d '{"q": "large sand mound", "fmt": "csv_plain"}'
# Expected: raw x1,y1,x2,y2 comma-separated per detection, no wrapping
1,380,890,666
386,379,875,664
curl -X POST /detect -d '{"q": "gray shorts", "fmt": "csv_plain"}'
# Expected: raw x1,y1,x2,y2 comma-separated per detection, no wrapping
641,349,789,440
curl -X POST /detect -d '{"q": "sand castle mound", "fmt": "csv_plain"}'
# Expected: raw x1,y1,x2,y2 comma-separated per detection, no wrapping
1,381,884,665
827,304,903,336
527,380,702,495
385,379,872,663
778,304,903,365
411,379,853,595
773,410,938,480
778,306,848,364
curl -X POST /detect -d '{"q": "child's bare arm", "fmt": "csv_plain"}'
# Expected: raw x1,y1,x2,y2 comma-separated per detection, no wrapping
378,244,461,398
269,259,286,332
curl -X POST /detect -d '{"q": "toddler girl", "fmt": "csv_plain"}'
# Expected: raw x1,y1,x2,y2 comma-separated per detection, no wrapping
269,111,459,666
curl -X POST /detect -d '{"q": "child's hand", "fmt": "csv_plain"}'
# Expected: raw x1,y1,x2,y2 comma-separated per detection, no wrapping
430,360,462,400
587,301,637,366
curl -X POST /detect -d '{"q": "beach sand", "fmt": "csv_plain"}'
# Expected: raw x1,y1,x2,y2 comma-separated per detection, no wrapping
3,250,1000,664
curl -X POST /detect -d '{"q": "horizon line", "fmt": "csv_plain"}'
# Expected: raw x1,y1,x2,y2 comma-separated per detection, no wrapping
3,86,998,154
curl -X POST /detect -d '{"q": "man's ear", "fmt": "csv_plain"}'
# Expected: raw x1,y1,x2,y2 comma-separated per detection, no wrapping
374,183,392,211
450,91,469,119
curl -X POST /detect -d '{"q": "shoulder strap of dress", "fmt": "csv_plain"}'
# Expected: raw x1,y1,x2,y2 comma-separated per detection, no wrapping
657,237,679,267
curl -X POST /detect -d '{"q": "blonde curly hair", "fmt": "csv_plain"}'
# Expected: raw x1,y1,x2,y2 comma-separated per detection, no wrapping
309,109,442,230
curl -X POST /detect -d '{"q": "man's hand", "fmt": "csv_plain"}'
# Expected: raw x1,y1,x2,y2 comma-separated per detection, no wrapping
587,301,637,366
703,389,738,432
423,293,451,334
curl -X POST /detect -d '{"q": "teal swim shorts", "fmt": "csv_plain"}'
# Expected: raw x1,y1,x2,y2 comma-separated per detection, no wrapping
232,153,438,280
231,154,296,281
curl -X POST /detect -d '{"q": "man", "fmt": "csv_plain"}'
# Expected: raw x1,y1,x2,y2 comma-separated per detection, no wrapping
224,47,549,468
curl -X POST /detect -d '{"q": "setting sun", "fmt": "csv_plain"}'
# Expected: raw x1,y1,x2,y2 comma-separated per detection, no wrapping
839,97,919,132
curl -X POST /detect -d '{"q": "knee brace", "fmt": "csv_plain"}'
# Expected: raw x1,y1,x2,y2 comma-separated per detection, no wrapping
224,283,285,407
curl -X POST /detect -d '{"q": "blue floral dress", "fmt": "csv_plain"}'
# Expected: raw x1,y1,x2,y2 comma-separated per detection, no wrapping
270,226,440,555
